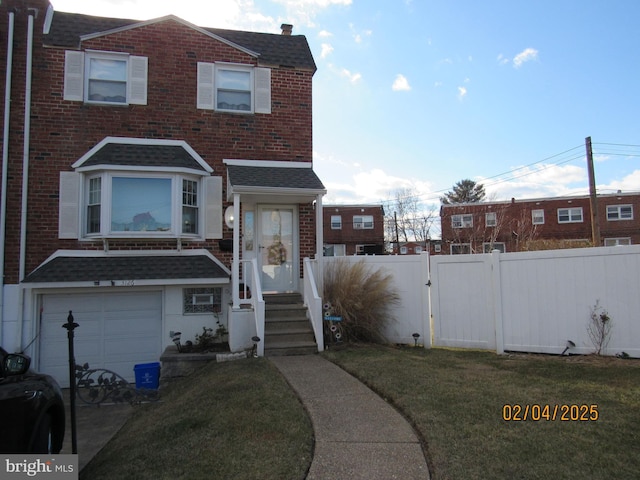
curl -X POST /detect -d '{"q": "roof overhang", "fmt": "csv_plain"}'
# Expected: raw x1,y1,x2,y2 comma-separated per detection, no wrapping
23,250,230,289
224,159,326,203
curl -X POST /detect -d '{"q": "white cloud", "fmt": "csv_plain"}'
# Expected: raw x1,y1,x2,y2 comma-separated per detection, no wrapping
340,68,362,84
320,43,334,59
457,86,467,100
392,74,411,92
497,54,510,66
513,48,539,68
318,30,333,38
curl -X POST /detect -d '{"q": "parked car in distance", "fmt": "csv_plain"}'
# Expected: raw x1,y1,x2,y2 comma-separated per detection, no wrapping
0,347,65,453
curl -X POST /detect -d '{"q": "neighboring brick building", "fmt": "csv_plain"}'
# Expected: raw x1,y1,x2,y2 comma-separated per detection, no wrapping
0,1,325,382
323,205,385,255
440,192,640,254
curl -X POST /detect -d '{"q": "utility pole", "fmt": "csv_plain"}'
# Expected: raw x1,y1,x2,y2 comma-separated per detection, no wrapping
394,211,400,254
585,136,601,247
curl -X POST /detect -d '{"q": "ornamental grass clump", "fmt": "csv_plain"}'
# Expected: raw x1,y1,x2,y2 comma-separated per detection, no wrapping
323,259,400,343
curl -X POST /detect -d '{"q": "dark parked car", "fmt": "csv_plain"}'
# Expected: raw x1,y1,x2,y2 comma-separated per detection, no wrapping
0,347,65,453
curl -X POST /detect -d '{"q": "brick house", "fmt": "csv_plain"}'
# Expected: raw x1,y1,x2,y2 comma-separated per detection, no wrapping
0,1,326,384
323,205,385,256
440,192,640,254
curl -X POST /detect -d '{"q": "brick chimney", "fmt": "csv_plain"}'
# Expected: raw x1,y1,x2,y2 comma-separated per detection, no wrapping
281,23,293,35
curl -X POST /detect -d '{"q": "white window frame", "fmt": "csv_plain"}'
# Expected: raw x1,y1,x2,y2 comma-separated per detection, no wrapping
197,62,271,114
532,209,545,225
64,50,148,105
353,215,374,229
183,287,223,314
415,246,422,253
450,243,471,255
606,204,633,221
604,237,631,246
452,214,473,228
324,244,346,256
330,215,342,229
557,207,583,224
400,246,408,254
82,171,205,239
485,212,497,227
483,242,506,253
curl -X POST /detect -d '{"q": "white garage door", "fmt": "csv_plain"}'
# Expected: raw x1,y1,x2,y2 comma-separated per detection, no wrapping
39,291,162,388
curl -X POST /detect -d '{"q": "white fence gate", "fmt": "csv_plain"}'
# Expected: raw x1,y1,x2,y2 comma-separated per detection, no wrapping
430,245,640,357
324,255,431,346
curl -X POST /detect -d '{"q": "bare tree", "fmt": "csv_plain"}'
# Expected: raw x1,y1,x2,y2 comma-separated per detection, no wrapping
385,187,437,251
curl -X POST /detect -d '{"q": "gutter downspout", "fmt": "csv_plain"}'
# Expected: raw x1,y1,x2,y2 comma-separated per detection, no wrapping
17,10,35,351
0,11,15,346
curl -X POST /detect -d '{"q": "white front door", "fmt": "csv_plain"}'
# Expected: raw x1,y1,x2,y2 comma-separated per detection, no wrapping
258,205,298,292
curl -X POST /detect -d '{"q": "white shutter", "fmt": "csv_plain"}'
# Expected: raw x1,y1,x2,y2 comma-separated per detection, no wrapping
205,176,223,239
254,67,271,114
63,50,84,101
128,55,148,105
197,62,215,110
58,172,80,239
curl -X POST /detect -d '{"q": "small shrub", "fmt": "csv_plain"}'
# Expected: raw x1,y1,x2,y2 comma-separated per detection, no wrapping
587,301,613,355
323,259,400,343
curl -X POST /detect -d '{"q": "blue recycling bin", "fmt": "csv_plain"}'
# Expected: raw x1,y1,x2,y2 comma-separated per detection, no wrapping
134,362,161,390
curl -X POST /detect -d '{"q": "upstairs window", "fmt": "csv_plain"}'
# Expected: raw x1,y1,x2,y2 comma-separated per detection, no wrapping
64,50,148,105
606,204,633,221
532,209,545,225
331,215,342,229
353,215,374,229
558,207,583,223
452,214,473,228
485,212,497,227
197,62,271,114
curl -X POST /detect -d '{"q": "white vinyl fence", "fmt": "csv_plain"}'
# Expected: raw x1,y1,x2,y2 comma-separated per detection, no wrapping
334,246,640,357
324,255,431,346
430,245,640,357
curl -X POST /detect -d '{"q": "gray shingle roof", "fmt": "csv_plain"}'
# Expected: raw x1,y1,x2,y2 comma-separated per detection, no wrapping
23,255,229,283
81,144,207,171
45,11,316,71
227,165,325,191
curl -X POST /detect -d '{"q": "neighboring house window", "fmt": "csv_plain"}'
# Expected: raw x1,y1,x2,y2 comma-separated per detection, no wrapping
532,209,545,225
557,207,583,223
197,62,271,114
324,244,346,256
400,246,408,254
452,214,473,228
331,215,342,229
483,242,506,253
415,246,422,253
451,243,471,254
353,215,374,229
606,205,633,221
485,212,497,227
183,287,222,314
604,237,631,246
434,244,442,253
64,50,148,105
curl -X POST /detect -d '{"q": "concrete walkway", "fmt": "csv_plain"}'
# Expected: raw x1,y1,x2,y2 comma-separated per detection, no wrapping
270,355,430,480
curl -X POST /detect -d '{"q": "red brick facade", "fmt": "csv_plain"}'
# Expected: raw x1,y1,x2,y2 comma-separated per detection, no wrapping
0,1,317,283
323,205,385,255
440,193,640,254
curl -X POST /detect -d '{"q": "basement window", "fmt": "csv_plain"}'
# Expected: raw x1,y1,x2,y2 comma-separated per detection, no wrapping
183,287,222,314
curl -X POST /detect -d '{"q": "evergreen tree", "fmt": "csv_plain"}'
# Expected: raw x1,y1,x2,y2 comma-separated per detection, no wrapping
440,179,486,204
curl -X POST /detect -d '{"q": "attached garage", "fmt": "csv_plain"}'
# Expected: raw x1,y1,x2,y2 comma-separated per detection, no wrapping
39,291,162,388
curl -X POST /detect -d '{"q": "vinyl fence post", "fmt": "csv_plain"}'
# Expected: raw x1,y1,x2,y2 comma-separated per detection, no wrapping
491,251,505,354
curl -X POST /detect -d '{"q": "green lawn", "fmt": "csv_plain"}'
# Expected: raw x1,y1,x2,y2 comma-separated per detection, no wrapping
323,345,640,480
80,358,313,480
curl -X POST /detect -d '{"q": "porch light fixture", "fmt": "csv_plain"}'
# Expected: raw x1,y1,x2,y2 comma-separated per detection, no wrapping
224,206,235,229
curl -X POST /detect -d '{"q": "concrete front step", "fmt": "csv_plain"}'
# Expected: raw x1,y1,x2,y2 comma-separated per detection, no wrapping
263,293,318,356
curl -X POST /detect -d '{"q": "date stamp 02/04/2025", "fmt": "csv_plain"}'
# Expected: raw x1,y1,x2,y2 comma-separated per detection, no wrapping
502,404,599,422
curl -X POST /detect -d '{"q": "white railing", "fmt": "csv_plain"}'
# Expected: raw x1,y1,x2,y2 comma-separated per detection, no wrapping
303,257,324,352
241,258,265,357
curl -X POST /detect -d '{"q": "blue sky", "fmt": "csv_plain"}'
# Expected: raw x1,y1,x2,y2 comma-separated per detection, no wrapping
52,0,640,211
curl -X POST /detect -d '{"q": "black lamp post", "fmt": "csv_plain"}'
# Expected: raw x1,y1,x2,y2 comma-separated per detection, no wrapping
62,311,79,454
